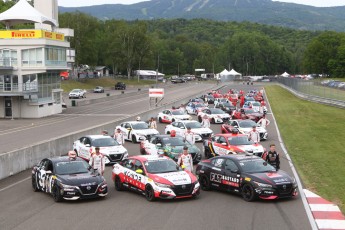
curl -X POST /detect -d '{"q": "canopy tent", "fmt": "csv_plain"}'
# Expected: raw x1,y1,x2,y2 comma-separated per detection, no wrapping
219,69,230,76
228,69,242,77
281,72,290,77
219,68,242,81
0,0,58,29
135,70,164,80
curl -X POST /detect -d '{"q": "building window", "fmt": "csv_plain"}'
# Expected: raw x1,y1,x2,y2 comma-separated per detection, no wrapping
0,49,17,67
21,48,43,67
45,46,67,67
37,72,61,102
23,74,38,91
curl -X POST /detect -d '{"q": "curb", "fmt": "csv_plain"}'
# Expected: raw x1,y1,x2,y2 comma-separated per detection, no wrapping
304,189,345,230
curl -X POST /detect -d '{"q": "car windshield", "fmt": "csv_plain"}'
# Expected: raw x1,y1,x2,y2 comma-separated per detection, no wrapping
244,109,255,114
195,103,206,108
209,108,225,114
162,137,185,146
145,158,180,174
223,102,233,107
246,97,255,101
238,120,257,128
185,122,202,129
207,95,214,99
71,89,80,93
252,102,260,106
55,161,90,175
171,110,185,115
239,158,276,173
132,122,149,129
92,137,119,147
95,86,101,89
228,136,254,145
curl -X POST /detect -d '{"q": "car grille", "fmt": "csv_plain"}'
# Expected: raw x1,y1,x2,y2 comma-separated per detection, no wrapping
222,117,230,121
79,185,98,195
108,154,123,162
172,184,194,196
201,133,212,138
277,184,293,195
259,133,265,138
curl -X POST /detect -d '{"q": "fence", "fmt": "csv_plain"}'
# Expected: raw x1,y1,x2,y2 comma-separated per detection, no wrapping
277,77,345,108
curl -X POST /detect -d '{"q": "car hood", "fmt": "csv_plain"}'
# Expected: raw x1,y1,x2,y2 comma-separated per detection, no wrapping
239,127,266,133
235,144,264,153
172,115,190,119
191,128,213,134
99,146,127,156
150,171,192,185
135,129,159,135
57,172,102,186
164,145,199,154
243,170,294,186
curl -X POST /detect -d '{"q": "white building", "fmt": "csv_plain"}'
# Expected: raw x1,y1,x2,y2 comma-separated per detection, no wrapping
0,0,74,118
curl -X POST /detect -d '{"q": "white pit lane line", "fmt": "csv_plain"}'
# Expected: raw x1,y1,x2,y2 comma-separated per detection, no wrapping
0,177,31,193
264,88,318,230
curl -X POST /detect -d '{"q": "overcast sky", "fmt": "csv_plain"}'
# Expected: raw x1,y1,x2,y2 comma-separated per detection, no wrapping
58,0,345,8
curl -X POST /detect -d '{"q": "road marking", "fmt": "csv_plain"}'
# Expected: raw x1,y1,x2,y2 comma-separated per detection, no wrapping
0,177,30,192
264,88,319,230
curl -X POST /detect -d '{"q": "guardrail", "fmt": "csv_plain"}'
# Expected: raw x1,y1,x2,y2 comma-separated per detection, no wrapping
0,84,224,180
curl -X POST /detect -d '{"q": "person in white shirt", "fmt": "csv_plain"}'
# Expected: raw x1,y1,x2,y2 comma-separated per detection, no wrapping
257,114,270,129
177,146,193,172
114,128,125,145
89,147,105,175
248,126,260,144
201,115,211,128
148,117,157,129
184,127,195,144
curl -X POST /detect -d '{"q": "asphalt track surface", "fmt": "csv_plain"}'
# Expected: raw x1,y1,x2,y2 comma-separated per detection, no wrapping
0,82,312,230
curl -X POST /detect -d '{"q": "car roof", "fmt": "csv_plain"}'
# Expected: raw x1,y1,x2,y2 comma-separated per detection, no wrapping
213,154,260,161
130,155,171,161
82,135,113,139
47,156,85,163
125,121,146,124
216,133,247,138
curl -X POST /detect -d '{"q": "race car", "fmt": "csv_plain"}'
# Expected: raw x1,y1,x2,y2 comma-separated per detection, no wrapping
242,101,261,113
203,132,265,158
214,98,229,108
218,102,236,114
196,155,298,201
117,121,159,143
157,109,191,123
140,134,202,163
112,155,200,201
203,94,215,104
197,108,231,124
73,135,128,164
244,96,255,103
221,119,268,140
232,108,264,122
185,102,209,115
165,120,213,142
32,155,108,202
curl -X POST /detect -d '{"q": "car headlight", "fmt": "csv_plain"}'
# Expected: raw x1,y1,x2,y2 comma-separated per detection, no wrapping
155,182,173,189
253,181,272,188
60,183,77,190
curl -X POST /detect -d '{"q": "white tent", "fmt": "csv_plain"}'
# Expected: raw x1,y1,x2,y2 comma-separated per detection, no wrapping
219,69,230,76
219,69,242,81
281,72,290,77
228,69,242,77
0,0,58,29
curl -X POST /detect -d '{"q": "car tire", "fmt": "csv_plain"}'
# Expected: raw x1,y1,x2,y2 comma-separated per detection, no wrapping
145,185,156,202
159,117,163,123
166,131,170,135
52,185,63,202
114,176,124,191
32,175,39,192
199,175,212,191
241,184,256,202
132,135,137,143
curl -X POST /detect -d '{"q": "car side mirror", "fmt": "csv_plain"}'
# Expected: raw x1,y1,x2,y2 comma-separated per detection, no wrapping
135,169,143,174
46,170,52,174
85,144,90,147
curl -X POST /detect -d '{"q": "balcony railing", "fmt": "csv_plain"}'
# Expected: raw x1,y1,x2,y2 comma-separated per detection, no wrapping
0,57,17,67
0,83,38,94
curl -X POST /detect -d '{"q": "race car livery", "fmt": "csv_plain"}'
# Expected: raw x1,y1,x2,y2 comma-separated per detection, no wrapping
112,155,200,201
73,135,128,164
203,133,265,158
32,156,108,202
222,119,268,140
117,121,159,143
197,108,230,124
165,121,213,142
140,135,202,163
214,98,229,108
196,155,298,201
232,109,264,123
242,101,261,113
185,102,209,115
157,109,191,123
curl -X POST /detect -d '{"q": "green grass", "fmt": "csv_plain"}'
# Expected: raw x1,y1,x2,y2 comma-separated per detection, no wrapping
265,85,345,212
61,78,155,92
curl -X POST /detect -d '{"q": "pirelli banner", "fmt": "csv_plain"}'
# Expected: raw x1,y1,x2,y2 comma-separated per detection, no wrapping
0,30,64,41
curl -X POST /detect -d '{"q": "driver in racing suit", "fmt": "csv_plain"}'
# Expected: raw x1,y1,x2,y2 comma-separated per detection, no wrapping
184,127,195,144
177,146,193,172
264,144,280,170
89,147,105,175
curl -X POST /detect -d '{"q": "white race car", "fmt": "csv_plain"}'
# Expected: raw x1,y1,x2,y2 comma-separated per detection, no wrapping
197,108,230,124
117,121,159,143
243,101,261,113
111,155,200,201
214,98,229,108
73,135,128,164
164,120,213,142
185,102,209,115
157,109,191,123
228,119,268,140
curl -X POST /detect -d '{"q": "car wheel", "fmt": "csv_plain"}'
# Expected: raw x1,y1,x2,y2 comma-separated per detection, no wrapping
241,184,256,202
52,185,63,202
159,117,163,123
211,118,215,124
198,116,202,122
145,185,156,202
32,175,39,192
199,175,212,191
132,135,137,143
114,176,124,191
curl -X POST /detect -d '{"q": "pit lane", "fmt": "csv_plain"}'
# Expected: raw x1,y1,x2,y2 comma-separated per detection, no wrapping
0,83,312,230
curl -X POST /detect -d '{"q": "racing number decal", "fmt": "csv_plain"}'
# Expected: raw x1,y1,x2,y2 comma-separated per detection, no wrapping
210,172,240,187
210,172,222,183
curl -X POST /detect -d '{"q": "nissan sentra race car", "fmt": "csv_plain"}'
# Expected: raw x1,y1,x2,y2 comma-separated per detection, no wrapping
165,120,213,142
185,102,209,115
32,155,108,202
112,155,200,201
117,121,159,143
157,109,191,123
196,155,298,201
222,119,268,140
197,108,230,124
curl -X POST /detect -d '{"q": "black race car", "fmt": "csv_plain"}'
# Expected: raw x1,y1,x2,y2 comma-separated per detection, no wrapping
31,155,108,202
218,102,236,114
196,155,298,201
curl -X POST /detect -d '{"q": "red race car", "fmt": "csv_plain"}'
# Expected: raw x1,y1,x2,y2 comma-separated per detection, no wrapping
232,108,263,122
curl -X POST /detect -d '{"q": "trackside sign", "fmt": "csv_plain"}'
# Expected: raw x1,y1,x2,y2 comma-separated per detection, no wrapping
149,88,164,98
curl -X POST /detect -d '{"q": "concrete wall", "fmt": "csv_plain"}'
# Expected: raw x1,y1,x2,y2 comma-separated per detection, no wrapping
0,84,223,180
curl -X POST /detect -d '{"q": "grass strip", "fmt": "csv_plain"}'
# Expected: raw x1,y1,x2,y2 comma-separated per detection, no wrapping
265,85,345,213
